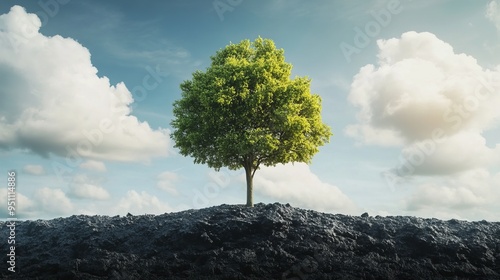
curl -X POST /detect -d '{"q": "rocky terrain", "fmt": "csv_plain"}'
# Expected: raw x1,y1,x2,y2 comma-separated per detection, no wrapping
1,203,499,279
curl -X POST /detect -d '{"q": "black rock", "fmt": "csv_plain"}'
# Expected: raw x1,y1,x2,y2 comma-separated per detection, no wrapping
1,203,499,279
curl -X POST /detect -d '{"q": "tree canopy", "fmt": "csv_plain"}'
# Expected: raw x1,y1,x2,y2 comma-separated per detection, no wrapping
170,37,332,206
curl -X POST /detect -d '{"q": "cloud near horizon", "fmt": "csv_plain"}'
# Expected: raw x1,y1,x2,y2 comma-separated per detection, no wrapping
34,187,75,216
68,174,110,201
346,31,500,220
347,31,500,176
254,163,358,214
112,190,174,215
0,6,170,162
403,168,500,221
0,185,173,218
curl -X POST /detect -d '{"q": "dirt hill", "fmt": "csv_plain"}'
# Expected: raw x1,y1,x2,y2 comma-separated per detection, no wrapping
1,203,499,279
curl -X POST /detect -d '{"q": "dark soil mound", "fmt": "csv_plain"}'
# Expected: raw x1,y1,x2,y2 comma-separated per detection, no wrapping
1,203,499,279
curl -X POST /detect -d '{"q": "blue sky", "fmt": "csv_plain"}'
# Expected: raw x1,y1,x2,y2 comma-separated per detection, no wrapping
1,0,500,221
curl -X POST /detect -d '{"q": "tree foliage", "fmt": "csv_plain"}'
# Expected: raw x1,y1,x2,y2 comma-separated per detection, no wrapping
170,37,332,206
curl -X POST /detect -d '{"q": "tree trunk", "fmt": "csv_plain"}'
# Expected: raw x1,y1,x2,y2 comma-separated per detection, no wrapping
244,165,253,207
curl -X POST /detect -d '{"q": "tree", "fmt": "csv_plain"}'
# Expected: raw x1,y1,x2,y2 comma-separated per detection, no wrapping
170,37,332,207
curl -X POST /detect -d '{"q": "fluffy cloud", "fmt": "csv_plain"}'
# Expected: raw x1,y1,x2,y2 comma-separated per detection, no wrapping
254,163,358,214
34,187,74,216
0,189,37,218
79,160,107,172
157,171,180,195
387,132,500,178
0,188,169,218
347,31,500,176
404,169,500,221
23,164,45,175
0,6,170,162
113,190,173,215
69,184,110,200
486,0,500,31
67,174,110,200
1,187,76,218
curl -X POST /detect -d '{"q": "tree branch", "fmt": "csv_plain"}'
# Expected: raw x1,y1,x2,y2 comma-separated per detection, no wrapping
251,163,259,178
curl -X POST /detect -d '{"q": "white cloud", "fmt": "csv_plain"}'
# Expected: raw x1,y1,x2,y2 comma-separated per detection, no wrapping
254,163,358,214
345,124,403,147
1,186,82,218
486,0,500,31
70,184,110,200
23,164,45,175
403,169,500,221
347,31,500,176
34,187,74,216
68,174,110,200
113,190,173,215
79,160,107,172
0,189,37,218
390,132,500,177
0,6,170,162
157,171,180,195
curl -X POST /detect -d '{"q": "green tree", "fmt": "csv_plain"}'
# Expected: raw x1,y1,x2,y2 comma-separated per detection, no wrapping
170,37,332,207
